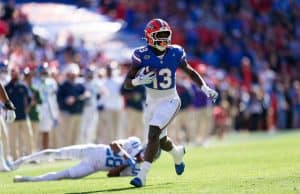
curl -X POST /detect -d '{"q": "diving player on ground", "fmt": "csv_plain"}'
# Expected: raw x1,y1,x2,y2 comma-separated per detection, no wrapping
124,18,218,187
11,136,152,182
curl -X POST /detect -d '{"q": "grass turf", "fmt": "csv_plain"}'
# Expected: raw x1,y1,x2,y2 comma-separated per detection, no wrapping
1,131,300,194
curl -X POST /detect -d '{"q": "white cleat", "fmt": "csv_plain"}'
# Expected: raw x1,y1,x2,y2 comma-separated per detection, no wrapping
174,146,185,175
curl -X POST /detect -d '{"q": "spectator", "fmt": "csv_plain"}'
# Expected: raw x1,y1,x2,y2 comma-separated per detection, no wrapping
276,81,288,129
34,63,59,149
5,67,32,160
23,67,42,151
57,63,86,146
212,100,230,139
97,65,125,144
292,80,300,128
247,88,264,131
189,69,214,144
78,66,99,144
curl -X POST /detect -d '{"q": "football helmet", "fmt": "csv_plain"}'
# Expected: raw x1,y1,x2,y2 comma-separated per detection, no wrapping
144,18,172,51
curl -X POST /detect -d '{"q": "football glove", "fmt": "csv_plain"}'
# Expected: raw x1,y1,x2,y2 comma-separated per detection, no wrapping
5,110,16,123
132,67,155,86
3,100,16,123
201,85,218,103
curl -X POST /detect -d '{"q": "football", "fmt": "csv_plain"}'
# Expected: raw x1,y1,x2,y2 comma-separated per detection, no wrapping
137,66,157,76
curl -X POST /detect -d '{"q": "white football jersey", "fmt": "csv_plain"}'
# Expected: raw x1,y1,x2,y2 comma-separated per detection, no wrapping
95,136,143,171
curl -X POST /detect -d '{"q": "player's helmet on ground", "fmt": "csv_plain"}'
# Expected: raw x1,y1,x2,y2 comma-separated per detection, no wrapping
144,18,172,51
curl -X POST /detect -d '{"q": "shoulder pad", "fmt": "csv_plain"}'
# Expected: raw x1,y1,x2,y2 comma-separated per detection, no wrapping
169,44,183,51
132,46,149,64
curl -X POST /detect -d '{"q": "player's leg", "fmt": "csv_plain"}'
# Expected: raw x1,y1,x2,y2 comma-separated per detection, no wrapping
12,149,59,169
160,135,185,175
131,97,182,187
12,145,91,169
130,100,159,187
14,160,95,182
13,170,70,182
157,98,185,175
130,125,161,187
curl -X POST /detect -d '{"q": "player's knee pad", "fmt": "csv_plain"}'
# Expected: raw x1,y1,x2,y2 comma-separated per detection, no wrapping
148,125,161,142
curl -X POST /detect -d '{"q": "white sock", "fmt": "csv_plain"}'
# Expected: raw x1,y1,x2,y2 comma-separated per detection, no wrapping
137,161,152,181
168,146,182,164
29,170,70,182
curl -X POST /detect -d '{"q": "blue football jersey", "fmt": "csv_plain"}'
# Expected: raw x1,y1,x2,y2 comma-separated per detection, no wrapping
132,45,186,90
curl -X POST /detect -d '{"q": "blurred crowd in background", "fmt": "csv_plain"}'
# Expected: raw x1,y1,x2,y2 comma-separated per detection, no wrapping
0,0,300,160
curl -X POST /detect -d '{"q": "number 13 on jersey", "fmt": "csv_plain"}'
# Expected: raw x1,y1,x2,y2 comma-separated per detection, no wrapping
145,66,173,89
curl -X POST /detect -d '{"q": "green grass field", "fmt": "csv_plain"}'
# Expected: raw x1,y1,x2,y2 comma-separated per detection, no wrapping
1,131,300,194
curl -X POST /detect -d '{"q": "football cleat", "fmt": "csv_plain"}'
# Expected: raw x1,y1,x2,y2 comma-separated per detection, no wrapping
175,146,185,175
175,162,185,175
130,177,144,188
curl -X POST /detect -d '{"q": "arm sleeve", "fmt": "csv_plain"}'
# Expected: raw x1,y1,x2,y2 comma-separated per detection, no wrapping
131,50,142,67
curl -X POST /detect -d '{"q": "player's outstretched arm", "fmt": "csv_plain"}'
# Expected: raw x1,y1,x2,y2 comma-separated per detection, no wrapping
179,60,206,88
179,60,218,102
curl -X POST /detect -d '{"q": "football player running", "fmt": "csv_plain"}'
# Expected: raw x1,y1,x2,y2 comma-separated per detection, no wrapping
124,18,218,187
11,136,151,182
